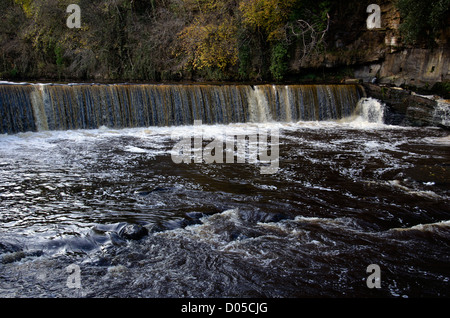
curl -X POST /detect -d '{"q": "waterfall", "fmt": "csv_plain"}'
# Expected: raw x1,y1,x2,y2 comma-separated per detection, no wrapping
433,100,450,128
30,84,49,131
247,84,362,123
248,86,272,123
354,97,385,124
0,84,36,134
0,83,364,134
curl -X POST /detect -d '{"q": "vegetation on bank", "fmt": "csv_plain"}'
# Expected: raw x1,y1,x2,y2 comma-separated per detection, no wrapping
0,0,448,83
397,0,450,45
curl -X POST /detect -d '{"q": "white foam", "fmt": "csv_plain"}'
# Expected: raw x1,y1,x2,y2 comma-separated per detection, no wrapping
391,220,450,232
423,135,450,145
433,100,450,127
338,97,387,128
248,86,273,123
124,146,148,154
386,180,445,199
0,80,31,85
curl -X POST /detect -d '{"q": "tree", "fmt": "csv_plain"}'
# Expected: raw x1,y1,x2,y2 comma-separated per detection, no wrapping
239,0,330,81
177,18,238,72
176,0,239,76
2,0,334,82
240,0,299,42
397,0,450,45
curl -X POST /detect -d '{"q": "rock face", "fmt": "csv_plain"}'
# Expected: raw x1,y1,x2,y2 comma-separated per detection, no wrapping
297,0,449,89
356,47,450,88
332,0,450,129
363,83,449,129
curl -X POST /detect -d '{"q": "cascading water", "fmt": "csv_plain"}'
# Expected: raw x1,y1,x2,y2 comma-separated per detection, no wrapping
433,100,450,128
354,97,386,124
248,85,273,123
1,81,449,299
0,83,364,134
0,84,36,134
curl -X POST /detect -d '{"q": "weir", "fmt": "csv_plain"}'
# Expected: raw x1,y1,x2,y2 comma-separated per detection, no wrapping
0,83,364,134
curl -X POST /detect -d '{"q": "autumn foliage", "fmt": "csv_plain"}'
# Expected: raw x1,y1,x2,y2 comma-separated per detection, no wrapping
1,0,332,82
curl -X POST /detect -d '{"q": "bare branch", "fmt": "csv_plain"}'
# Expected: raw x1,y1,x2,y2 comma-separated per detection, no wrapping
285,13,330,65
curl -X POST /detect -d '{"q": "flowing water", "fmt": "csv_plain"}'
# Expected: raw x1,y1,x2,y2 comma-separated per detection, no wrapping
0,83,449,298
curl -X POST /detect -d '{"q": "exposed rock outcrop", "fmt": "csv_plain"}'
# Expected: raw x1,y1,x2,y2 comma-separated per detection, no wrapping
356,47,450,88
363,83,449,129
296,0,449,89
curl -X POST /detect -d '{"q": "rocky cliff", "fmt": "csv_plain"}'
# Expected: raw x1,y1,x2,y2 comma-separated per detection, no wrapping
363,83,449,129
294,0,450,90
304,0,450,129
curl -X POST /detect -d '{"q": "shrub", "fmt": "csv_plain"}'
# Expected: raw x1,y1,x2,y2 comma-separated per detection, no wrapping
397,0,450,45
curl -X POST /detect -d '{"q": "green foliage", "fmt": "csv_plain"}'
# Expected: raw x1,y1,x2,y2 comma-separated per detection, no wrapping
54,45,63,67
1,0,333,81
397,0,450,44
240,0,298,42
10,68,19,78
236,27,269,81
0,0,368,82
237,41,251,80
269,42,289,81
177,18,238,72
13,0,33,17
299,73,318,82
431,82,450,99
54,43,64,80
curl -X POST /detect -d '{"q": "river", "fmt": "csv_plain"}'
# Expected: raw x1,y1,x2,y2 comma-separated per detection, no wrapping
0,83,449,298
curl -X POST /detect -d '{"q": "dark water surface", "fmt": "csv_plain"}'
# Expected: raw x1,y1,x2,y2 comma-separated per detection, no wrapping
0,119,449,298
